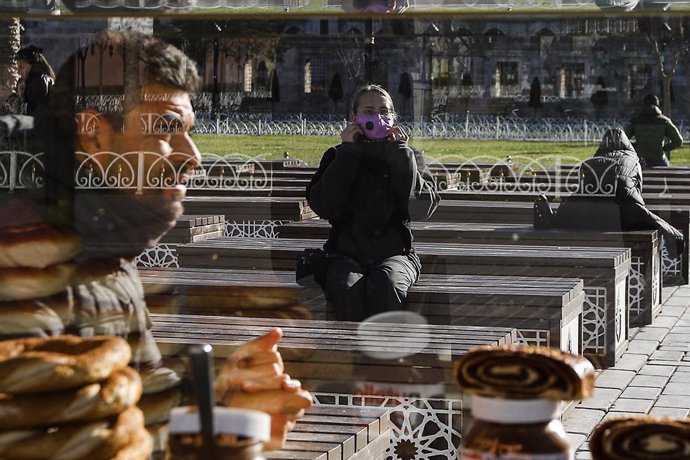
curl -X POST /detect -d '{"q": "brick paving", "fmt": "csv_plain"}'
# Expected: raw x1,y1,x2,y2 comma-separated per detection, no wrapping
564,284,690,459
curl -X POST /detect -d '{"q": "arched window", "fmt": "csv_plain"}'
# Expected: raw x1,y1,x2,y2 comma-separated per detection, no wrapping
257,61,268,90
304,59,312,94
244,60,253,93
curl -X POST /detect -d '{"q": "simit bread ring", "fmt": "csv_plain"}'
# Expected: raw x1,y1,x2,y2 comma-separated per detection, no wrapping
0,366,142,429
0,263,75,301
0,223,80,269
589,415,690,460
137,384,182,426
454,344,595,401
0,335,131,394
109,424,153,460
0,406,147,460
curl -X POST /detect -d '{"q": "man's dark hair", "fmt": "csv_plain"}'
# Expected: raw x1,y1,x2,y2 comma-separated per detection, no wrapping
643,94,659,107
51,30,200,131
41,30,201,226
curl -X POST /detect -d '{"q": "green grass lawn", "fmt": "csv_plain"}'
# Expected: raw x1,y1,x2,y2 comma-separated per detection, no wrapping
192,134,690,167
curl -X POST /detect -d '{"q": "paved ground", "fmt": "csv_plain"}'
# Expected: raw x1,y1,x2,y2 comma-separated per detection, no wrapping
563,284,690,459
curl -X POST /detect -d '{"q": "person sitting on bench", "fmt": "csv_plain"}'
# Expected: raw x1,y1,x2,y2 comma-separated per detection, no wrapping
306,84,440,322
534,128,684,258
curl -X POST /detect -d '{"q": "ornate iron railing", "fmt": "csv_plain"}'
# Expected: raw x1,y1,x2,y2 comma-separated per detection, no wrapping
194,115,690,143
0,149,662,199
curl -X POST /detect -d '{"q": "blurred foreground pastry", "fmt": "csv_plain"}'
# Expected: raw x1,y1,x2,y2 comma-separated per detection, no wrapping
0,335,151,460
454,343,595,401
589,415,690,460
455,344,596,460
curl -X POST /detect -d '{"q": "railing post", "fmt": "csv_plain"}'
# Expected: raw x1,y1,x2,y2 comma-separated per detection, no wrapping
137,152,145,195
9,150,17,192
496,115,500,140
584,120,588,146
554,156,562,202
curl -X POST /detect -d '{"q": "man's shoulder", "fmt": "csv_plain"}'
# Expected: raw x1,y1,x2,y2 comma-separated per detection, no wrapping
658,113,676,125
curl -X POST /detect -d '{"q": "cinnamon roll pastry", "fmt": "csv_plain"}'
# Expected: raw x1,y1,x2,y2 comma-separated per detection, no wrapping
454,344,595,401
589,415,690,460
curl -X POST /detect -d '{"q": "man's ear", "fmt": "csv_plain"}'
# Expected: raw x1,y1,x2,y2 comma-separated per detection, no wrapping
75,109,114,154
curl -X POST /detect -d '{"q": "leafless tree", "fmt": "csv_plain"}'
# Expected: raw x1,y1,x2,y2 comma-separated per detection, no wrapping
0,18,21,101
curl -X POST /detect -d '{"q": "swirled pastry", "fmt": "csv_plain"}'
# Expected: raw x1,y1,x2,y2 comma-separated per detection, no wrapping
454,344,595,401
589,415,690,460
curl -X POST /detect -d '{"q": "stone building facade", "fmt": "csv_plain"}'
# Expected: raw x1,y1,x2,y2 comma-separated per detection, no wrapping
18,14,690,120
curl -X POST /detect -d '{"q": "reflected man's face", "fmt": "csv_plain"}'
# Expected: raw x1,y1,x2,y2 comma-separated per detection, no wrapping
75,82,202,253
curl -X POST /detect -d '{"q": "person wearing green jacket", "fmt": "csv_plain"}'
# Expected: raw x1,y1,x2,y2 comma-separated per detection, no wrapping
624,94,683,168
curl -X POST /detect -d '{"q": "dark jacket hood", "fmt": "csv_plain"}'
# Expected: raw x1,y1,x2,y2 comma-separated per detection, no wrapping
595,128,636,157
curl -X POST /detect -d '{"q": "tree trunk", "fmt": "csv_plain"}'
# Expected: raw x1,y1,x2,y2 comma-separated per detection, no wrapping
0,18,21,100
662,73,672,116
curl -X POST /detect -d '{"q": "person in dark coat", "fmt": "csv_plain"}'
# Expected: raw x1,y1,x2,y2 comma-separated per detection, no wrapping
534,128,684,258
15,45,55,119
624,94,682,168
306,84,440,322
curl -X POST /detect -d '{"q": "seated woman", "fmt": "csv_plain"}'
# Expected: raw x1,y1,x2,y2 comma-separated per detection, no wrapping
306,84,440,322
534,128,684,258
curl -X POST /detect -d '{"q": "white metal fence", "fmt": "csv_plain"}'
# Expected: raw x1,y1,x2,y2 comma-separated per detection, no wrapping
194,114,690,144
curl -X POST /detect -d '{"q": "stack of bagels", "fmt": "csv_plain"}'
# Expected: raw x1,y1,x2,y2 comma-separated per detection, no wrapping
0,214,183,458
0,335,152,460
0,222,80,304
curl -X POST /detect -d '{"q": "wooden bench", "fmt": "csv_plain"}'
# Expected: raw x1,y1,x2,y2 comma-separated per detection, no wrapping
152,312,502,459
134,214,225,268
427,197,689,284
174,237,630,367
504,174,690,189
197,168,461,191
181,196,317,238
159,214,225,244
277,220,661,328
182,196,316,221
140,267,320,320
186,186,306,198
269,405,391,460
139,267,584,355
152,313,515,392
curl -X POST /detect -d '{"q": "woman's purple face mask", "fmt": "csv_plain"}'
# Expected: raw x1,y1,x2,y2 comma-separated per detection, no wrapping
355,114,395,140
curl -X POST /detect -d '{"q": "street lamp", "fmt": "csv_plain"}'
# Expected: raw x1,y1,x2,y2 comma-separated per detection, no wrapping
365,19,374,82
212,22,222,119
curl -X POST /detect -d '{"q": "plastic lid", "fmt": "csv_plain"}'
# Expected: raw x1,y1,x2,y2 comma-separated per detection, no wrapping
471,395,560,424
169,406,271,442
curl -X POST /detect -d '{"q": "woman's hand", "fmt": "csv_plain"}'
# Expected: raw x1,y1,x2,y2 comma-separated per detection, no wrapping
388,125,409,143
341,123,363,143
